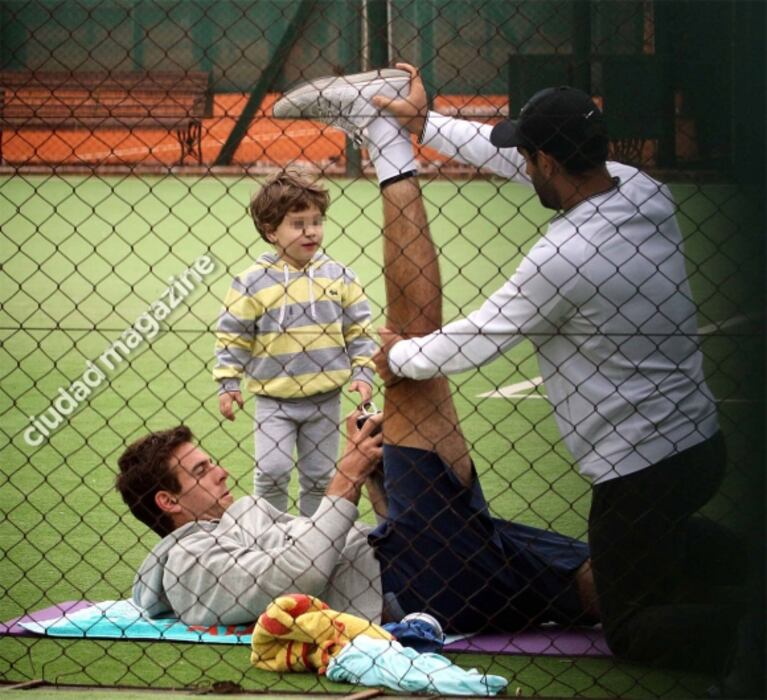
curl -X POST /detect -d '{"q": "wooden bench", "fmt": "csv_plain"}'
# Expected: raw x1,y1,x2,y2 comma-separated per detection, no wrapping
0,71,213,165
434,95,509,121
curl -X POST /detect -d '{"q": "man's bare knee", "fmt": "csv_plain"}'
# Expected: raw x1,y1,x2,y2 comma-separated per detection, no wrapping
383,375,472,487
381,178,441,336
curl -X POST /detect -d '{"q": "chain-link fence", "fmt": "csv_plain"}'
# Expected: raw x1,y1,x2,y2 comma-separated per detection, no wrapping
1,0,764,697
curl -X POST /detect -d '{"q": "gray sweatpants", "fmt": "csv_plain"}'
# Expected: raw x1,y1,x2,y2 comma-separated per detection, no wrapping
253,391,341,516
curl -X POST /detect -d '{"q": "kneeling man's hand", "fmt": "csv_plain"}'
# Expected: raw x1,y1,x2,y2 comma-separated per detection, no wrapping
374,328,404,386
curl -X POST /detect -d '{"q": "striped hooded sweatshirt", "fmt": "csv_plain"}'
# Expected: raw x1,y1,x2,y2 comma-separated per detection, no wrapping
214,252,376,398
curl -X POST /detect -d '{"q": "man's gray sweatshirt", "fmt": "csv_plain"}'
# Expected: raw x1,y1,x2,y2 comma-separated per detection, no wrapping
133,495,383,626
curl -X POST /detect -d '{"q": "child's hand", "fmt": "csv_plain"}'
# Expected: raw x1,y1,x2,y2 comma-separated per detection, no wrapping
348,380,373,405
219,391,244,421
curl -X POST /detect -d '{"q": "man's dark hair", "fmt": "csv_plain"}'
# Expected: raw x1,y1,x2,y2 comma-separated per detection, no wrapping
115,425,193,537
536,119,609,175
525,136,608,176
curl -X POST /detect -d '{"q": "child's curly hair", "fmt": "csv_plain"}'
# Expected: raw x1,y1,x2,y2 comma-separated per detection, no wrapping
249,169,330,242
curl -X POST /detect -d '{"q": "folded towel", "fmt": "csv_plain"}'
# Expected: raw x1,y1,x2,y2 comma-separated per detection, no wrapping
328,636,508,696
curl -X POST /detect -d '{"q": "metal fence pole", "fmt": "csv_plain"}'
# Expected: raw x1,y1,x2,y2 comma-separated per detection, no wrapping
367,0,389,69
342,0,362,177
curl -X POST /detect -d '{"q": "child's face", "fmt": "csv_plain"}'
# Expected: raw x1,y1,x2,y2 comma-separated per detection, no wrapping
267,205,324,268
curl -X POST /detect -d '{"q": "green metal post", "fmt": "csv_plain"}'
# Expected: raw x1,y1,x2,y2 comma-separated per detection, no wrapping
341,1,362,177
653,0,677,168
417,0,435,96
131,0,145,72
572,0,592,92
213,0,313,167
367,0,389,69
191,2,214,73
731,0,765,183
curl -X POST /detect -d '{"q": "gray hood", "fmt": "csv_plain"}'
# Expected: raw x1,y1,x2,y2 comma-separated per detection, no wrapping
130,495,384,627
132,520,215,617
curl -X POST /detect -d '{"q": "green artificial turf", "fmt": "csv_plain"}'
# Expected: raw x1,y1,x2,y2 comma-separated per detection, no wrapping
0,173,762,697
0,638,714,698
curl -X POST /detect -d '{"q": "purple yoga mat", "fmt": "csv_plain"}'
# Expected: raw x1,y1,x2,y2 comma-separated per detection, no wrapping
3,602,611,657
444,626,611,657
0,601,92,637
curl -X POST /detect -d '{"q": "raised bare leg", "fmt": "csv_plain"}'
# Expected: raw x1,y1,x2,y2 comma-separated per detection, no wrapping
379,177,472,486
273,69,472,484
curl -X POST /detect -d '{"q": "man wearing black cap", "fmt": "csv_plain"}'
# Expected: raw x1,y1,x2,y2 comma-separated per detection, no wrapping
118,69,604,641
341,64,751,681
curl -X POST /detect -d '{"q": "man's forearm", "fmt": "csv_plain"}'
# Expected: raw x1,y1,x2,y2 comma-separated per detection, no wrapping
422,112,527,182
325,447,375,505
325,467,364,504
387,320,505,379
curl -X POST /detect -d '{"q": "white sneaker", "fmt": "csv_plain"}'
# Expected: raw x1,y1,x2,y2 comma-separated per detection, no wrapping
273,69,411,145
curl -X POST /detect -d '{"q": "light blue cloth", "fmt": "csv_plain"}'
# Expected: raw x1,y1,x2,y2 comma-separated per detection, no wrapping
327,636,508,696
19,600,252,644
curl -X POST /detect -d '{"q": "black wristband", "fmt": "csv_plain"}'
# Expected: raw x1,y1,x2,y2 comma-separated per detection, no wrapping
379,169,418,190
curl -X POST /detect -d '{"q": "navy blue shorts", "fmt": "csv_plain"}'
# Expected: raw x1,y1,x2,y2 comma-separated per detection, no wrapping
369,445,590,633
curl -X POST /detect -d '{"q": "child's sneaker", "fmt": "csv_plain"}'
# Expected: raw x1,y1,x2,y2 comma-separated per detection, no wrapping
273,69,411,145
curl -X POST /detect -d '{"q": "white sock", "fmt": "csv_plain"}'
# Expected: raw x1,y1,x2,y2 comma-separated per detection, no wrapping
365,116,417,184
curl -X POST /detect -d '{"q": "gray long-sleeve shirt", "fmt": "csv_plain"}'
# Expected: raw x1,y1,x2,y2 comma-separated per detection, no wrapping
133,495,383,626
389,113,719,484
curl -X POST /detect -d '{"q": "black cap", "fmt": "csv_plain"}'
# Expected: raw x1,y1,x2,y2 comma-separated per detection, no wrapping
491,86,608,171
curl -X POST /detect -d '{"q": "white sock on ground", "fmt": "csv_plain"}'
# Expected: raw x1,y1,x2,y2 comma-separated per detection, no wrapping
365,116,417,184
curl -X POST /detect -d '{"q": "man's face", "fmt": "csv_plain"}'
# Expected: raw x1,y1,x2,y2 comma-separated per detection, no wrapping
521,149,561,210
267,205,325,269
167,442,233,523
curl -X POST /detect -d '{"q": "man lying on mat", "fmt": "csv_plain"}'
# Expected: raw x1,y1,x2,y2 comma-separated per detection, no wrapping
115,72,598,632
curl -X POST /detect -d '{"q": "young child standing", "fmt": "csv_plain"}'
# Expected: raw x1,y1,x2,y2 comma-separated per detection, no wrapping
214,170,375,516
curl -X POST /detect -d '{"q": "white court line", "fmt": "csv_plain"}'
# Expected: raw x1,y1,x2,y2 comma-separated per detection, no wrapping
480,315,759,401
479,376,545,399
75,127,321,162
480,375,751,403
698,314,754,335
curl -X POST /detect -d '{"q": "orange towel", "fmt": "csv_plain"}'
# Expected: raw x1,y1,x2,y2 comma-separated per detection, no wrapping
250,594,393,674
